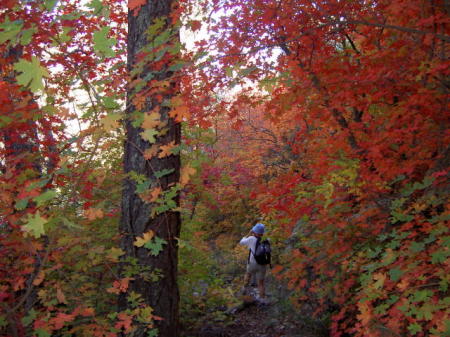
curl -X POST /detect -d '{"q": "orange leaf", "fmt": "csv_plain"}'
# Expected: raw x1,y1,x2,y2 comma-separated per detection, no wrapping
357,301,372,325
397,279,409,291
115,312,133,333
169,105,190,122
140,187,162,203
107,277,134,294
80,307,95,317
158,141,176,158
56,287,67,304
169,96,190,121
132,93,146,110
271,264,284,274
84,208,104,220
52,313,75,330
144,145,159,160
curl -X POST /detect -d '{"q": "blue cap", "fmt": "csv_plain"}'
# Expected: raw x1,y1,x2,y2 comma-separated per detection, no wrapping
252,223,265,234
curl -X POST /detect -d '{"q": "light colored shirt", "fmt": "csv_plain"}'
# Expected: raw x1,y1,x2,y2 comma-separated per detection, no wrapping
239,235,258,264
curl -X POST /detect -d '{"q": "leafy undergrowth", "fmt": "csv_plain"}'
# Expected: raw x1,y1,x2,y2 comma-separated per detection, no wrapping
180,273,328,337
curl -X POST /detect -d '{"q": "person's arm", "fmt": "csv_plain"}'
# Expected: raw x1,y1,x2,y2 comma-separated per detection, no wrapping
239,231,254,245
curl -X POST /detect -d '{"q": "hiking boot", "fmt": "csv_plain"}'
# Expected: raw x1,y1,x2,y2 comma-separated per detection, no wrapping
237,286,250,296
256,296,270,305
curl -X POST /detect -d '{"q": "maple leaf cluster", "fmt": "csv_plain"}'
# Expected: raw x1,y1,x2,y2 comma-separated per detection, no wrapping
182,0,450,335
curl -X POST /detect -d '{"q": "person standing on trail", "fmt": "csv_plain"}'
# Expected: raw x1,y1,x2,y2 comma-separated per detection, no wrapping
239,223,269,302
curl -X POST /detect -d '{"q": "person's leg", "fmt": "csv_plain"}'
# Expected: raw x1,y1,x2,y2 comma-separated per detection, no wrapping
243,272,251,287
257,279,265,298
255,265,267,300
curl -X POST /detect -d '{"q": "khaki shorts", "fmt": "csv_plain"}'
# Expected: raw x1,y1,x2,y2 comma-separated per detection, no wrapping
246,262,267,282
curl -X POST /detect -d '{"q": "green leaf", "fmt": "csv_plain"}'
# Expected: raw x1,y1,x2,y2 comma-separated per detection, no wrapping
0,19,23,44
410,290,432,303
35,328,51,337
15,198,29,211
154,169,174,179
431,249,449,264
33,190,57,207
102,96,120,109
390,211,414,223
386,295,399,306
136,180,151,194
140,129,159,143
128,291,143,308
22,309,37,326
439,278,449,292
87,0,103,13
144,236,167,256
93,26,116,57
152,29,171,48
168,61,185,72
23,212,47,238
389,268,403,282
61,217,83,229
146,18,165,40
59,26,73,43
20,27,36,45
44,0,58,11
0,115,13,127
410,241,425,253
147,328,159,337
415,302,435,321
442,236,450,248
14,56,49,93
407,323,422,335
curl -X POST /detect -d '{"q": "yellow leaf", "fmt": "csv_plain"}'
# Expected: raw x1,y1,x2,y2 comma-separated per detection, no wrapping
107,247,125,262
134,230,155,247
180,165,196,186
142,110,161,129
101,113,121,131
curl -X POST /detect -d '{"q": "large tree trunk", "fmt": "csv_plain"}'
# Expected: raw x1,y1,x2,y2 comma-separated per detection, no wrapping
120,1,181,336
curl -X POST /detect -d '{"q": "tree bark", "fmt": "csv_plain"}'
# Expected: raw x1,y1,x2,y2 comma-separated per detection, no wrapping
120,1,181,336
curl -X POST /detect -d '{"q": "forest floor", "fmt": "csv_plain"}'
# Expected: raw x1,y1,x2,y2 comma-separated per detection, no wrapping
182,274,327,337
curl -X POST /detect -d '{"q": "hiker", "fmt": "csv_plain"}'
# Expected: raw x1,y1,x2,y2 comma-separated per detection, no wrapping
239,223,271,302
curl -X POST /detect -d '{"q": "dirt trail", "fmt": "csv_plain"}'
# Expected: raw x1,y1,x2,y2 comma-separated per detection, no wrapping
183,280,322,337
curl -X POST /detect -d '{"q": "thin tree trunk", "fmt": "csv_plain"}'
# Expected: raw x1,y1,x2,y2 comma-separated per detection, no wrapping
120,1,181,336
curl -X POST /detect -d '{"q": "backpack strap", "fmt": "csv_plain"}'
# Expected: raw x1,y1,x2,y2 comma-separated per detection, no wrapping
248,237,261,263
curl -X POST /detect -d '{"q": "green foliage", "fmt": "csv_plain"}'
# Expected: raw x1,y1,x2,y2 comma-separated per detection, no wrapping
93,26,116,57
0,18,23,43
14,56,49,92
22,212,47,238
144,236,167,256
